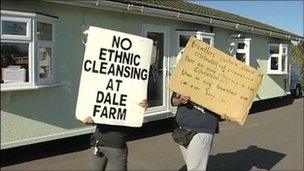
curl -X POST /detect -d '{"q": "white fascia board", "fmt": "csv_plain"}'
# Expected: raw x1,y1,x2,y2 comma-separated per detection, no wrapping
1,10,36,18
1,10,58,21
48,1,301,41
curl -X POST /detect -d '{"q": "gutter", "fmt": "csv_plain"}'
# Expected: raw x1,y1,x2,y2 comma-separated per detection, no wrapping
50,0,302,42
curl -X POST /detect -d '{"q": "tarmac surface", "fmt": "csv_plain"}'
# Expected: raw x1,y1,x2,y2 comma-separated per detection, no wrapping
1,97,303,170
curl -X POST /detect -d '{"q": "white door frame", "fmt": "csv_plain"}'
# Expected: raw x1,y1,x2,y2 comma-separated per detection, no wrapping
142,24,170,116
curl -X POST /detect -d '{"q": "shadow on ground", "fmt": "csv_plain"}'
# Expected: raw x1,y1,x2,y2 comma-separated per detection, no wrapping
208,146,286,170
249,95,295,114
179,146,286,171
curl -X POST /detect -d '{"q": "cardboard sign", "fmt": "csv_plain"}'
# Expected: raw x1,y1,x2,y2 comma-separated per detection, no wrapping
76,26,153,127
168,36,263,125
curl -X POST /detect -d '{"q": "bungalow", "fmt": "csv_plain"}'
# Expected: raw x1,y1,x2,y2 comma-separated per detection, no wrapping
1,0,302,149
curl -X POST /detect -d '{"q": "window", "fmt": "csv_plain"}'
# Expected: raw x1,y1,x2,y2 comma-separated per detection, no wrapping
1,10,57,91
1,17,31,40
267,44,288,74
280,45,288,73
37,21,54,83
177,30,214,53
1,42,29,83
229,38,251,65
176,31,214,64
179,34,191,48
236,53,246,63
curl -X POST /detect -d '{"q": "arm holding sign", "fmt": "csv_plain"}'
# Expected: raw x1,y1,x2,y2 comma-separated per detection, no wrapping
171,92,229,120
171,92,190,106
83,116,95,126
220,113,230,120
139,99,149,111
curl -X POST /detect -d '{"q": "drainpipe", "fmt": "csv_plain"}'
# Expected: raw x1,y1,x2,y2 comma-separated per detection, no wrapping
177,12,181,18
209,18,213,24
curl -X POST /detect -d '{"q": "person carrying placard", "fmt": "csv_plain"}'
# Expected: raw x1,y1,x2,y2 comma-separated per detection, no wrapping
171,49,229,171
172,93,229,170
83,99,148,171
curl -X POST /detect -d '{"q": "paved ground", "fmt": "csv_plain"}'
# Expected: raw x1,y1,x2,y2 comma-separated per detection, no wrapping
1,97,303,170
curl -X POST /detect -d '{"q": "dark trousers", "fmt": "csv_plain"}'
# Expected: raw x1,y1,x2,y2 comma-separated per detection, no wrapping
90,146,128,171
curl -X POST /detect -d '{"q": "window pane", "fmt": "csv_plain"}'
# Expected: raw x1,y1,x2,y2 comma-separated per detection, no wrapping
39,47,52,79
269,45,279,54
179,35,191,47
282,47,287,54
1,43,29,83
202,38,211,45
237,43,245,49
37,22,52,41
270,57,279,70
2,20,27,36
281,55,286,72
236,53,246,63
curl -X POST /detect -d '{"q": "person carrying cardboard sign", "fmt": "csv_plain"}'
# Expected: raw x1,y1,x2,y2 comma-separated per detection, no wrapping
171,92,229,170
169,36,262,169
171,48,229,170
83,100,148,171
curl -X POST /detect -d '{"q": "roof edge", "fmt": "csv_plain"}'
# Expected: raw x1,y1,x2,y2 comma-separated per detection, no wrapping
48,0,303,41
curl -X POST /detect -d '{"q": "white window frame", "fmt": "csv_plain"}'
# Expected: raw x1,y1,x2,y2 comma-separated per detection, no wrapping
196,31,214,46
176,30,214,53
175,31,214,67
1,10,58,92
1,16,32,40
280,44,288,73
1,40,34,89
267,43,289,75
229,38,251,65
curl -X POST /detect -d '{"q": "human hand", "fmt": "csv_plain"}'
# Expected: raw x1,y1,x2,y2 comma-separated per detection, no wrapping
171,93,190,106
220,114,230,121
179,94,190,104
139,99,149,111
83,116,95,126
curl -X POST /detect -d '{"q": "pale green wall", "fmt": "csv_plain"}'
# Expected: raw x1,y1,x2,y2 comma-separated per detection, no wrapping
213,27,291,100
0,1,210,148
1,2,87,148
1,1,291,148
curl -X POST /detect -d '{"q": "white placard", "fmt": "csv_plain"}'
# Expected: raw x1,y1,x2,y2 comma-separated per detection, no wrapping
75,26,153,127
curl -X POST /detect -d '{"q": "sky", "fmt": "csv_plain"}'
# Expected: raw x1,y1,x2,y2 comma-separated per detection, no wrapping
190,0,304,37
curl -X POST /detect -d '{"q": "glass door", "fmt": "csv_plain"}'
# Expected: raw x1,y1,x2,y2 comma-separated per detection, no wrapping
142,24,170,114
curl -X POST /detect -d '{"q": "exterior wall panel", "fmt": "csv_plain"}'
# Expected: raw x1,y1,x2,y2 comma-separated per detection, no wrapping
1,1,292,149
